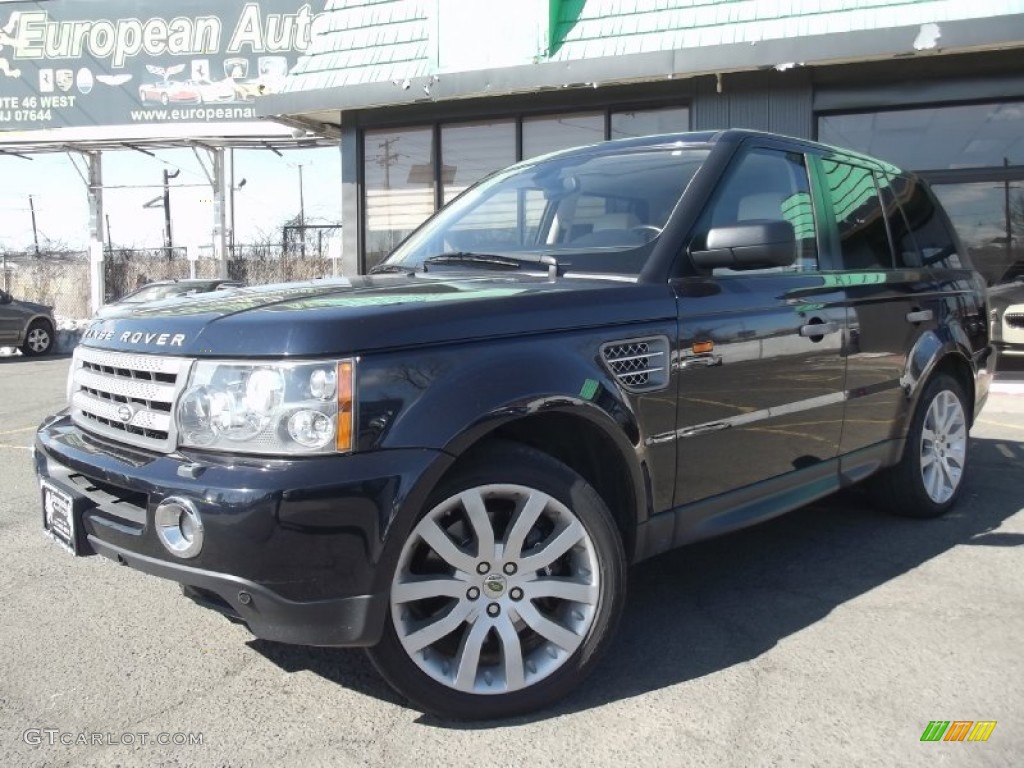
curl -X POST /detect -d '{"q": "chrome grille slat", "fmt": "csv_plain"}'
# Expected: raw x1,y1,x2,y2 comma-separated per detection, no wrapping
602,337,670,392
76,368,176,402
71,391,172,432
70,348,192,453
76,346,185,374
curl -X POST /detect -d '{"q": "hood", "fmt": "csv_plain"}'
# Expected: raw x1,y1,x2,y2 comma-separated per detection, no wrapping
79,274,673,357
15,298,53,314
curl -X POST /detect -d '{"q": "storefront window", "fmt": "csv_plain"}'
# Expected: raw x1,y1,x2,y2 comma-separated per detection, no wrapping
441,121,516,204
611,107,689,139
522,113,604,159
363,127,435,270
362,104,692,270
819,102,1024,171
932,182,1024,286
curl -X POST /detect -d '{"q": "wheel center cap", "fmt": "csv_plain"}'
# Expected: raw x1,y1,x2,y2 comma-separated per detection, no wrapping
483,573,507,597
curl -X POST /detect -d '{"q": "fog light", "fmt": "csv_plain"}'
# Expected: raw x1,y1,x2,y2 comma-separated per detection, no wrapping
154,497,204,559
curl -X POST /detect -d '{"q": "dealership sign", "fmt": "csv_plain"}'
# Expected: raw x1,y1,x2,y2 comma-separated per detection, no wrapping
0,1,323,130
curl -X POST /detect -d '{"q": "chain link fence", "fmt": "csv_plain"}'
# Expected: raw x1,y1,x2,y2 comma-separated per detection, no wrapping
2,251,91,319
2,225,344,320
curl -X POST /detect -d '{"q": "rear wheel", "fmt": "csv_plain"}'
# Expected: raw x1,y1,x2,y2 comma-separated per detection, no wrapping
21,319,54,356
869,374,969,518
367,442,626,719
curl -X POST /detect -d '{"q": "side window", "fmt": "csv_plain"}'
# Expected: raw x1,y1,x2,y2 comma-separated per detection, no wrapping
890,174,962,269
821,160,893,270
875,172,919,268
695,148,818,274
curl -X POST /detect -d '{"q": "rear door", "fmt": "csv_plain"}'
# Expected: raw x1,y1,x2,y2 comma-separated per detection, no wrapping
812,159,948,467
670,143,848,513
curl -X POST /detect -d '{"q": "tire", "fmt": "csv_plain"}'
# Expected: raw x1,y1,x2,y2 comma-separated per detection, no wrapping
868,373,969,518
21,319,54,356
367,441,627,719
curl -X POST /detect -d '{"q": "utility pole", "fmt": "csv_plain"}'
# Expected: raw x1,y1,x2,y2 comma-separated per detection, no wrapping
163,168,180,254
298,163,306,258
1005,157,1012,261
105,214,113,254
28,194,39,256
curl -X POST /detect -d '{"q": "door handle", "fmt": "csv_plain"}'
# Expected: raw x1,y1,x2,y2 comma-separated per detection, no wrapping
799,321,840,337
906,309,934,324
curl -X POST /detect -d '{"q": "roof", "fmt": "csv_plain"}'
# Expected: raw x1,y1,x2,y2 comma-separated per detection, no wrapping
259,1,1024,125
285,0,432,93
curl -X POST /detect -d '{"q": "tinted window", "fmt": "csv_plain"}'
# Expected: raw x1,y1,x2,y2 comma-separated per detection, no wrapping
822,160,892,270
695,148,818,273
363,127,436,270
441,120,516,204
888,175,961,269
875,173,919,268
818,102,1024,171
932,183,1021,285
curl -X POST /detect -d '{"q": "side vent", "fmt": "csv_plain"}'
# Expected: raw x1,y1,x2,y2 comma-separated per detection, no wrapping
601,336,670,392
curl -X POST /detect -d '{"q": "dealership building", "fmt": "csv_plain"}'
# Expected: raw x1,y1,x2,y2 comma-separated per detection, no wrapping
260,0,1024,283
2,0,1024,293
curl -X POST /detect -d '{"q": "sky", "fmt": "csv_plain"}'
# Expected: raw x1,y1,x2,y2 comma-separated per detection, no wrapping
0,143,341,253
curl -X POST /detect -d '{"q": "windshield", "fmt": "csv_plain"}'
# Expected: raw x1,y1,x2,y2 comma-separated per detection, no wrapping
122,284,202,304
379,144,710,276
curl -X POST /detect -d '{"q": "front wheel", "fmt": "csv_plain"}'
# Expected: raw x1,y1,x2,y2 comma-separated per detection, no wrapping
868,373,970,518
367,442,627,719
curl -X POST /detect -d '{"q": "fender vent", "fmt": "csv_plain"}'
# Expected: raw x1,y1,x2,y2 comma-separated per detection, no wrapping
602,337,670,392
1006,312,1024,330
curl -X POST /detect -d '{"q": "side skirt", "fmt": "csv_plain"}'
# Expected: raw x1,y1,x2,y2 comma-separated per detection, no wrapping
633,440,905,562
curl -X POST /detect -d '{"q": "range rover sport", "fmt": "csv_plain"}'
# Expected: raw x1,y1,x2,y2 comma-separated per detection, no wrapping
34,130,992,719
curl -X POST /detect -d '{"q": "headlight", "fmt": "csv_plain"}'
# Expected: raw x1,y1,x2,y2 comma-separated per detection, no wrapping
176,359,356,455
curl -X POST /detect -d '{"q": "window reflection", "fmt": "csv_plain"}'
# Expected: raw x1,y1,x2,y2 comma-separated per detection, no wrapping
611,107,689,139
932,182,1024,285
364,127,435,270
522,113,604,159
819,102,1024,171
441,121,516,204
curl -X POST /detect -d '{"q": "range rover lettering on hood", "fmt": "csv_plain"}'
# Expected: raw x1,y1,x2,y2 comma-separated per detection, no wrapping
83,328,186,346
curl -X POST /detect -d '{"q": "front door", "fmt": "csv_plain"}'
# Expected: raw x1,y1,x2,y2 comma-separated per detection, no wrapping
669,146,848,522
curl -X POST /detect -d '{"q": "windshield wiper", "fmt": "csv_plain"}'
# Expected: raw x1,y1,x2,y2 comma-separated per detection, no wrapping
368,263,416,274
424,252,561,278
423,252,523,270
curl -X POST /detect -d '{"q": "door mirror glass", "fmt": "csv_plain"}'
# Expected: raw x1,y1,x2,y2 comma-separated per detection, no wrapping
0,290,11,304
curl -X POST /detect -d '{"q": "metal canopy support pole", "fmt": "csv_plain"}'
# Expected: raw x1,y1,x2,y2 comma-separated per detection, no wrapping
212,147,228,278
86,151,106,315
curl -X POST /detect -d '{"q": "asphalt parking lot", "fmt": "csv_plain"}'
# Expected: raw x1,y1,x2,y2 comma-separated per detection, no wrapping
1,355,1021,768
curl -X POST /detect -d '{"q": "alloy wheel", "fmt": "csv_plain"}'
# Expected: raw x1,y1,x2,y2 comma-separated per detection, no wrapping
26,327,51,354
919,389,967,504
390,484,600,695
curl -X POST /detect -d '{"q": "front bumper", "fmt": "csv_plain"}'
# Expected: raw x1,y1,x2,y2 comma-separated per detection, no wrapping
34,414,450,647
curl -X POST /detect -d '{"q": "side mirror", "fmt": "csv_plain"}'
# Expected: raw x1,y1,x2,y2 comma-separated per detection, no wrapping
0,290,11,305
690,220,797,271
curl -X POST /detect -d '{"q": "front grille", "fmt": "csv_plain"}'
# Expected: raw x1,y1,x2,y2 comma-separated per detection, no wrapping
70,347,192,453
1006,312,1024,330
602,337,670,392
